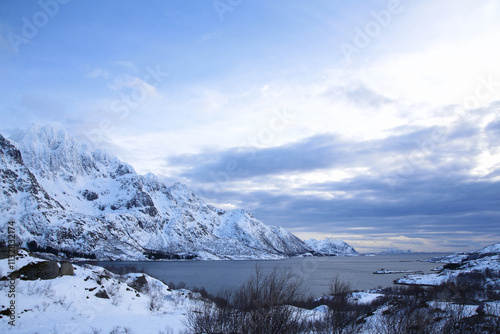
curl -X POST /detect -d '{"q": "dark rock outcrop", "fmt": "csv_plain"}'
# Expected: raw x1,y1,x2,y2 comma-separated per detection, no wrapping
95,289,110,299
9,260,74,280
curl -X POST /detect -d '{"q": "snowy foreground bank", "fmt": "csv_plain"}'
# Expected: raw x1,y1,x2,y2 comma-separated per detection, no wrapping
2,245,500,333
1,250,198,333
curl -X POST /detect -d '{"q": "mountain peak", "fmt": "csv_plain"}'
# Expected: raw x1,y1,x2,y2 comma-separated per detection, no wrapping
8,124,134,182
1,125,312,260
11,124,74,149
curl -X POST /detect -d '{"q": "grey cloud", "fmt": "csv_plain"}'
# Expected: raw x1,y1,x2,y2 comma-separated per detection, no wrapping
167,124,483,184
322,84,393,108
169,111,500,251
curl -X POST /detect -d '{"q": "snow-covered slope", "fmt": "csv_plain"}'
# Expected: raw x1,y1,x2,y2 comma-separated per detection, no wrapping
396,242,500,286
422,242,500,265
0,250,198,333
304,238,358,256
0,125,310,260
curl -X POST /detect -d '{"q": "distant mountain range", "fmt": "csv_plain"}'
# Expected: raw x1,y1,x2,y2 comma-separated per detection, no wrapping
377,248,412,255
0,125,356,260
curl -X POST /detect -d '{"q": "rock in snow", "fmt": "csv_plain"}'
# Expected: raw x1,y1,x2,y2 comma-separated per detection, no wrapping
0,125,355,260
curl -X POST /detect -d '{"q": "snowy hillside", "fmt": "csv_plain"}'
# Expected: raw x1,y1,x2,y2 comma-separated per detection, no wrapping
396,242,500,286
0,125,311,260
0,249,199,333
304,238,358,256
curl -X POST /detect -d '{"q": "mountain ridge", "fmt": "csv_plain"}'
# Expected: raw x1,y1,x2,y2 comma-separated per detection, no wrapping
1,125,338,260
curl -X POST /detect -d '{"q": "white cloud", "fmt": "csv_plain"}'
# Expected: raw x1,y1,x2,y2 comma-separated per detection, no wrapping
87,67,110,79
108,75,158,96
114,60,139,73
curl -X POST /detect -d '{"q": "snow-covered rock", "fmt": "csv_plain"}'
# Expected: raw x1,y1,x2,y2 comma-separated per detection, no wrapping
0,125,310,260
304,238,357,256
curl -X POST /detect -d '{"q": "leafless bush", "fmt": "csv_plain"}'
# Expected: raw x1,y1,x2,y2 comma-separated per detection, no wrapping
149,292,164,312
157,326,174,334
54,295,67,305
306,276,374,334
145,280,165,311
26,281,55,298
33,301,51,312
109,326,135,334
185,300,240,334
438,302,500,334
108,283,122,306
185,266,306,334
166,281,186,290
375,296,435,334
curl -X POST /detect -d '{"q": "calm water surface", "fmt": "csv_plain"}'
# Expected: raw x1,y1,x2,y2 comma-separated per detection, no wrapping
90,253,448,297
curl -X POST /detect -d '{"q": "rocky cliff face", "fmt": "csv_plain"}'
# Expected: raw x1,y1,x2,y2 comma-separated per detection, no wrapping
0,125,312,260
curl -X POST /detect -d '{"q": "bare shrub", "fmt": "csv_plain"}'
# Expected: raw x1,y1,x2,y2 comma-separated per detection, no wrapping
26,281,55,298
157,326,174,334
185,266,306,334
374,296,435,334
109,326,135,334
306,276,366,334
146,280,165,311
185,300,239,334
438,302,500,334
108,283,122,306
149,292,164,312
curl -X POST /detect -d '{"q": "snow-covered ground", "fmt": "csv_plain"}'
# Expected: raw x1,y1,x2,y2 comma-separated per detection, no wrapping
350,291,384,304
1,250,200,333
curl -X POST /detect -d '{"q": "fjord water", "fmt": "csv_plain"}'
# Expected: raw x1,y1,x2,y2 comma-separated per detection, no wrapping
93,253,447,297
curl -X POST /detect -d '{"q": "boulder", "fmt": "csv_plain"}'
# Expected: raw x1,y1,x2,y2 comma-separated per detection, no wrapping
11,261,60,280
9,260,75,280
59,261,74,276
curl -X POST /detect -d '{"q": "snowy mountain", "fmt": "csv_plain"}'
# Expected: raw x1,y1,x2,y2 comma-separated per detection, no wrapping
304,238,358,256
0,125,311,260
377,248,412,255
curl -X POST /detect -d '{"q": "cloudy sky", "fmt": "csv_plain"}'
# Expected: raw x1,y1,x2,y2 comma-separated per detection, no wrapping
1,0,499,252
